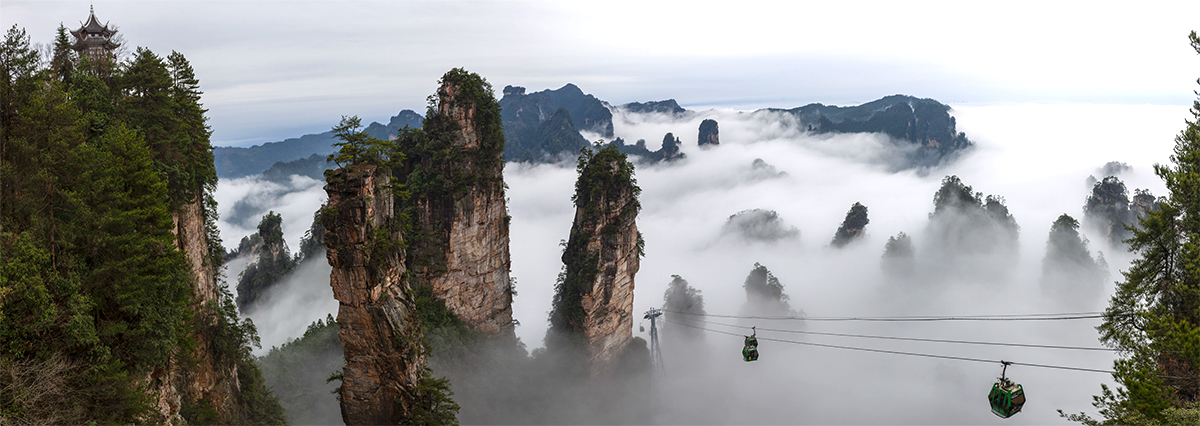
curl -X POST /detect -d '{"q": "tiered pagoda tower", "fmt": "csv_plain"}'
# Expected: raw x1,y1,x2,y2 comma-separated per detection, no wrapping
70,6,119,63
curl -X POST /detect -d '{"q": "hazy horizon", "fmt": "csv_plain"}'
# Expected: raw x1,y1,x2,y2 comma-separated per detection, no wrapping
4,1,1198,147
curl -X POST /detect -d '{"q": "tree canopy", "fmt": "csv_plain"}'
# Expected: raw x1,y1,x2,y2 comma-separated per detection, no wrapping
1062,30,1200,425
0,24,279,424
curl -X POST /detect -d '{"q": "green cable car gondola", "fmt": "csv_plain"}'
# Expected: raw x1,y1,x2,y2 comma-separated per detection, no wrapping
988,361,1026,418
743,326,759,362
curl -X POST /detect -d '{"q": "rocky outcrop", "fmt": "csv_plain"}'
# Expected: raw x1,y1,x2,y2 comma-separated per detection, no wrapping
698,119,719,146
146,195,239,423
324,164,425,424
236,212,295,312
433,188,514,334
549,145,641,376
657,133,684,162
606,133,685,164
620,99,687,116
404,70,515,336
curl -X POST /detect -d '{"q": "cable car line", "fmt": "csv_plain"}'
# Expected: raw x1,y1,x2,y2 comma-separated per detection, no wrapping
664,319,1117,374
685,318,1118,351
663,309,1122,322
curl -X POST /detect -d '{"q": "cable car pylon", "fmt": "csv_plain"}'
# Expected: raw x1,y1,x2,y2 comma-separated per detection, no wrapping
644,308,665,376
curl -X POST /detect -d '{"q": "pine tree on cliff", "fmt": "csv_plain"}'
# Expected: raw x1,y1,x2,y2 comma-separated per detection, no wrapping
1084,176,1134,246
1062,30,1200,425
881,231,916,277
663,275,705,341
740,263,798,316
831,202,869,248
1038,214,1107,303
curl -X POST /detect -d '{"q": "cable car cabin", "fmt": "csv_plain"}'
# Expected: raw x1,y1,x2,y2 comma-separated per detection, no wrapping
988,378,1025,418
743,332,759,362
742,345,759,362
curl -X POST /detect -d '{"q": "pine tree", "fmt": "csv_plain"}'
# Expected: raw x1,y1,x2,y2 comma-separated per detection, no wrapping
1063,31,1200,425
50,24,75,86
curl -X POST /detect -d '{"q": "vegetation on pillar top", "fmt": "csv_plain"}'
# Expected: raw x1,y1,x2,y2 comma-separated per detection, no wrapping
327,115,394,168
572,143,641,222
549,143,640,339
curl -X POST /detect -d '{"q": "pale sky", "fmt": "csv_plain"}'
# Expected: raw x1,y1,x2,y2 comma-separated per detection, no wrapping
4,0,1199,147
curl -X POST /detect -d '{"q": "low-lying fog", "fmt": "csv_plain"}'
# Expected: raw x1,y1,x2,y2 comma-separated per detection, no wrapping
216,102,1190,424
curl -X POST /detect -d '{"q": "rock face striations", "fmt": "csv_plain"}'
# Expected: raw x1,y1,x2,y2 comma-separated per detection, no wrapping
400,69,515,336
147,195,241,422
323,165,425,424
548,144,642,376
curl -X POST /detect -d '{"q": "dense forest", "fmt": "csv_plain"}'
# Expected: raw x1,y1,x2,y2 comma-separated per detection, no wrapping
0,24,282,424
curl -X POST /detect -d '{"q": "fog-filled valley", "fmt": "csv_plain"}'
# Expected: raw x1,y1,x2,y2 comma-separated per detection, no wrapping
215,102,1187,424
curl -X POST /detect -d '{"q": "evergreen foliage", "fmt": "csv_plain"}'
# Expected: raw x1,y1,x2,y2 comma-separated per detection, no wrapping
50,24,75,86
663,275,706,340
831,202,870,248
720,209,800,243
1039,214,1107,302
258,314,343,425
881,231,916,276
924,175,1020,280
398,369,462,426
1061,30,1200,425
0,25,281,423
741,262,795,316
296,209,326,262
1083,175,1152,247
327,115,393,168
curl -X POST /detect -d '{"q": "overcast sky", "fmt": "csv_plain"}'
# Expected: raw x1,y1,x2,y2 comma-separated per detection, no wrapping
4,1,1199,147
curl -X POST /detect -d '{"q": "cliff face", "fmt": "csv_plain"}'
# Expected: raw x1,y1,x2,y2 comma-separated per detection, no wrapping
411,73,514,336
323,164,426,424
148,195,239,423
550,145,641,376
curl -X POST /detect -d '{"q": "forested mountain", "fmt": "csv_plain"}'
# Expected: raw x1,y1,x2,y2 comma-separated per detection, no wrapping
806,95,973,168
498,84,614,161
0,24,282,424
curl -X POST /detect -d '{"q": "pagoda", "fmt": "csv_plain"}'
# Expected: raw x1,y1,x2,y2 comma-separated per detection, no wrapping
70,6,119,63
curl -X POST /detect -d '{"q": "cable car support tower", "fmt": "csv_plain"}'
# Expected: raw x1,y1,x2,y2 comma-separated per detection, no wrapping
644,308,665,376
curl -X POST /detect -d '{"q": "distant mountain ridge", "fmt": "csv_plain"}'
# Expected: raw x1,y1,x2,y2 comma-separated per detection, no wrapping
213,110,423,179
498,84,612,162
214,90,972,179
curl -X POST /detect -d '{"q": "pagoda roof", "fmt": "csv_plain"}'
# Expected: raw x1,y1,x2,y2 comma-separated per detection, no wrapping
70,6,117,38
